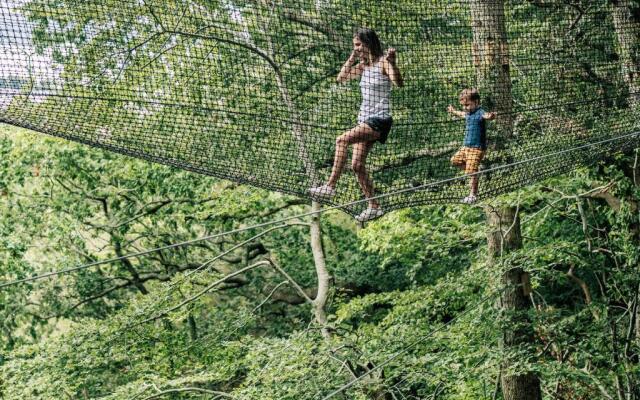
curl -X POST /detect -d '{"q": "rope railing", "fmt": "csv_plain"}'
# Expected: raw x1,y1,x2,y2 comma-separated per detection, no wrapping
0,1,637,216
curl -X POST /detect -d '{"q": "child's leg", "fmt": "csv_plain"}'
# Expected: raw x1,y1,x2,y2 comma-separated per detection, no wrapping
470,176,479,196
450,149,466,171
327,124,380,187
465,149,484,196
450,149,468,191
352,140,378,208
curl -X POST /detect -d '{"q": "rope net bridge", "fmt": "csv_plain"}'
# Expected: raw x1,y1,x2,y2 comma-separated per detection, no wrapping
0,0,638,215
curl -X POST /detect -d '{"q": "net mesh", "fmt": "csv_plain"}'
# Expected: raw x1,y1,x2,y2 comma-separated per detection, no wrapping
0,0,638,215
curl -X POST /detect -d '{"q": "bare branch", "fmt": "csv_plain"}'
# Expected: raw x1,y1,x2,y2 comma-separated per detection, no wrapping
172,223,292,286
254,281,289,311
111,199,172,228
566,264,593,306
138,260,272,326
282,11,343,45
370,141,460,174
585,185,638,213
58,281,131,317
53,177,109,214
575,198,592,251
165,28,278,71
142,0,167,32
267,258,313,305
142,386,235,400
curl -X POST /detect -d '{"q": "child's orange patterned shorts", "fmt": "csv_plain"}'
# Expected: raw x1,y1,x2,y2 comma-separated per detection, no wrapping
450,147,485,175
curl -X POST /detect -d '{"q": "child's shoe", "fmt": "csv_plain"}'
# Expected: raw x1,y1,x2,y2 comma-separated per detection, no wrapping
309,184,336,200
355,207,385,222
461,195,477,205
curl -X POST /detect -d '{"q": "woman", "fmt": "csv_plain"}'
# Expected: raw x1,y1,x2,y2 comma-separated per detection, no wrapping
309,28,403,222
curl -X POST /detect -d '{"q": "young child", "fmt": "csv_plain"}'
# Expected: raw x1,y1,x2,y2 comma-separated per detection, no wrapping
447,89,496,204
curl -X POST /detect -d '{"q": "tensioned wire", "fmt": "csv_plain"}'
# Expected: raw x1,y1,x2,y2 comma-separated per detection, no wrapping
124,208,484,330
0,129,637,290
318,284,513,400
0,166,624,391
0,186,591,396
9,167,622,379
37,200,487,367
120,186,551,337
0,187,500,390
118,201,499,400
318,198,595,400
116,217,488,396
0,1,634,217
0,170,608,398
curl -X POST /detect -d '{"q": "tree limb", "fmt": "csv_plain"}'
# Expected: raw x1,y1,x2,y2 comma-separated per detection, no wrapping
142,386,235,400
138,261,272,326
370,141,460,174
165,29,278,71
267,258,314,305
585,184,638,212
566,264,593,306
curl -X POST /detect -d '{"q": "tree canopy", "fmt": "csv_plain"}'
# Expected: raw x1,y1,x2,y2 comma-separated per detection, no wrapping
0,0,637,213
0,0,639,399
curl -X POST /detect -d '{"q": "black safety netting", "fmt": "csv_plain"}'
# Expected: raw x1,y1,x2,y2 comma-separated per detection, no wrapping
0,0,638,215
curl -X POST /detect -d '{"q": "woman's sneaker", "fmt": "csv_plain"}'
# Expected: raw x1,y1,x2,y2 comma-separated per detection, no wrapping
309,184,336,200
461,195,477,204
355,207,385,222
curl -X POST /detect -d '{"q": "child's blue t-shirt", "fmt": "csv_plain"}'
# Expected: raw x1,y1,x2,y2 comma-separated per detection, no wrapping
463,108,487,150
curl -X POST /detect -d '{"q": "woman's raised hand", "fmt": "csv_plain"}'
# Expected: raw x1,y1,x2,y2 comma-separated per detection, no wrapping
348,50,359,63
385,48,397,65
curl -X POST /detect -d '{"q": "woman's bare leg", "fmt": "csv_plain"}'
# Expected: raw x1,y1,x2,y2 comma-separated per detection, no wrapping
352,140,379,208
327,124,380,188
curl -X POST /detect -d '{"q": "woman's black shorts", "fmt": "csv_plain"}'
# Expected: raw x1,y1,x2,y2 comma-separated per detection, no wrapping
363,116,393,144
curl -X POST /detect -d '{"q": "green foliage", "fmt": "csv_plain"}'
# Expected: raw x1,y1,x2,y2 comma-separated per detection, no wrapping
3,121,639,399
1,0,640,399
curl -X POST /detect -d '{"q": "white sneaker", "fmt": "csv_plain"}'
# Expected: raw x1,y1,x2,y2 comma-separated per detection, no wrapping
309,184,336,200
355,207,385,222
461,195,477,205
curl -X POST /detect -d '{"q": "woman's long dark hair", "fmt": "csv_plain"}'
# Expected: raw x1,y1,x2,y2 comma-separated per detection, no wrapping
355,28,384,65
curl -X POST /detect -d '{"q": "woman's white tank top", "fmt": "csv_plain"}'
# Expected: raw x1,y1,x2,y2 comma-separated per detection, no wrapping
357,60,392,123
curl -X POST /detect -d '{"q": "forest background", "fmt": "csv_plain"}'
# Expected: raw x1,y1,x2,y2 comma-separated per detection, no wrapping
1,0,639,399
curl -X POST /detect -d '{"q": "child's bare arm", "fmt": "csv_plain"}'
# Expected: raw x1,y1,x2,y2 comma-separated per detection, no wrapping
447,105,466,119
483,112,497,120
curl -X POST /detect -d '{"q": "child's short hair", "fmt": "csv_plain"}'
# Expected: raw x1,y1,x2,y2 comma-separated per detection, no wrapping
459,88,481,103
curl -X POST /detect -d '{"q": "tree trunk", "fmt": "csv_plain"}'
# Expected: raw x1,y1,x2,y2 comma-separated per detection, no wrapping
471,1,543,398
610,0,640,365
262,31,330,334
310,201,332,338
610,0,640,109
470,0,515,142
636,292,639,348
188,314,197,341
637,283,640,344
486,207,542,400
